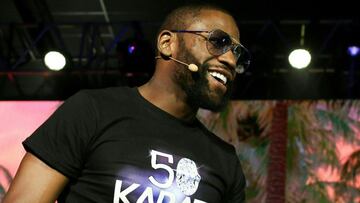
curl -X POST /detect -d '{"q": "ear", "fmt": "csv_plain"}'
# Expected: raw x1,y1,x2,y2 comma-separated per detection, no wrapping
157,30,176,57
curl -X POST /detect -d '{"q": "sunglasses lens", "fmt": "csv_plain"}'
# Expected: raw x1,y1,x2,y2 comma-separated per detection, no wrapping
207,30,232,55
206,29,251,74
234,45,251,73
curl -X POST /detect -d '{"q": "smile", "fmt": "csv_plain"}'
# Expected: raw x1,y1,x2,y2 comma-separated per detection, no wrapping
209,71,228,85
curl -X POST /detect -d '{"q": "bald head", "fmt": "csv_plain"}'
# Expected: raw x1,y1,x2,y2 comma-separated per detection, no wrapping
159,4,236,32
156,4,239,60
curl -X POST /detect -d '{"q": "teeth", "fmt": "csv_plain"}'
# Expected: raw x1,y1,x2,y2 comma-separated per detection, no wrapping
209,72,227,84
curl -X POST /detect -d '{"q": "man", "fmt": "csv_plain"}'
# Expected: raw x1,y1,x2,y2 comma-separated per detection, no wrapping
4,3,248,203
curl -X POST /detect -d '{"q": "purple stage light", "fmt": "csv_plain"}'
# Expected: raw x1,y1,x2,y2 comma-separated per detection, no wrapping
128,44,136,54
347,46,359,57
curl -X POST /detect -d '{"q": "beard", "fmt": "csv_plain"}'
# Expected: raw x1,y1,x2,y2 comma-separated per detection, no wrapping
173,40,233,112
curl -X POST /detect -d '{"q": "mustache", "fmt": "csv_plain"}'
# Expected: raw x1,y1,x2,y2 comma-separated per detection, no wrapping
199,57,236,76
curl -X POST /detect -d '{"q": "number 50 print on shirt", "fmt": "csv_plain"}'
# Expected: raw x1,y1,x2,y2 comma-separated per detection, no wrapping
113,150,206,203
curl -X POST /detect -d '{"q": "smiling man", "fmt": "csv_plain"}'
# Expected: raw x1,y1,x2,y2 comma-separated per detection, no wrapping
4,4,248,203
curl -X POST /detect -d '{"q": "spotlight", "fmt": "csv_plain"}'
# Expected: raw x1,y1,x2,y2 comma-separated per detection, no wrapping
128,44,136,54
288,49,311,69
44,51,66,71
347,46,359,57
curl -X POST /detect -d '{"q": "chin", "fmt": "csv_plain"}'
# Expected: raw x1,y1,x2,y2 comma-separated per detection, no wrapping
201,104,226,112
199,96,229,112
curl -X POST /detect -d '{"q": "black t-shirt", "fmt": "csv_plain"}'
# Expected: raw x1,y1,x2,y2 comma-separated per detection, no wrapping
23,87,246,203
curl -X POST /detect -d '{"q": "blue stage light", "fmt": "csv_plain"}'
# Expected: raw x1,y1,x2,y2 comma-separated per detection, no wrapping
347,46,359,57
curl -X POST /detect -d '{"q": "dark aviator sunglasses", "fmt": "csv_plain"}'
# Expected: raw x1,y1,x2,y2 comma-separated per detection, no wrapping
170,29,251,74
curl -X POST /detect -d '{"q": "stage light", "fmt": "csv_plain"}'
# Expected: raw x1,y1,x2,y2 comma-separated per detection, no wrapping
44,51,66,71
128,44,136,54
288,49,311,69
347,46,359,57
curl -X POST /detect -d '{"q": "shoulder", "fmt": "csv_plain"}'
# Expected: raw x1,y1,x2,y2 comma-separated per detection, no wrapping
78,86,134,101
68,86,144,122
71,86,137,107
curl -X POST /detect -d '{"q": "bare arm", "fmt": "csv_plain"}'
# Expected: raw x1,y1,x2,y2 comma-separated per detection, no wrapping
3,152,69,203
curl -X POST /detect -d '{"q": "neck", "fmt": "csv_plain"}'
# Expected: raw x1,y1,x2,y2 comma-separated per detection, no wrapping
138,73,198,122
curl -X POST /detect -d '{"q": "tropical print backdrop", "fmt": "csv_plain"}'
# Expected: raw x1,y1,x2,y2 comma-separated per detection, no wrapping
198,100,360,202
1,100,359,202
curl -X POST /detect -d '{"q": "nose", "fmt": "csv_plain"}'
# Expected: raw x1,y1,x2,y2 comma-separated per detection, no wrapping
217,49,237,72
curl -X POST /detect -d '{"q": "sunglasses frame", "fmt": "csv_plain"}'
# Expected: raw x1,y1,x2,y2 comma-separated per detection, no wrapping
170,29,251,73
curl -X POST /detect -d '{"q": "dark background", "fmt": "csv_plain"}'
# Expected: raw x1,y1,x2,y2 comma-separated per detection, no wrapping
0,0,359,100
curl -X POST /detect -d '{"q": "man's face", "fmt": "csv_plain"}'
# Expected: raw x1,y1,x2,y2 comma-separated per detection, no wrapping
173,10,239,112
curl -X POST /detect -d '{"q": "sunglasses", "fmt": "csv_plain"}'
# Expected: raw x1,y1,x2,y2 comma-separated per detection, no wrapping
170,29,251,74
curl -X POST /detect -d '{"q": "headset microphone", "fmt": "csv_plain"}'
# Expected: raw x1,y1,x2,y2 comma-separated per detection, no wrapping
155,56,198,72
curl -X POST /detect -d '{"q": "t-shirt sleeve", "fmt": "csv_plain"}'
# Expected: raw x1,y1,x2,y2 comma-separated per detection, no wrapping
227,159,246,202
23,90,98,180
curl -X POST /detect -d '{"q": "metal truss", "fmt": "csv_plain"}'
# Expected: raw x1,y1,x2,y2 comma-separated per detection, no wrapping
0,20,358,99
